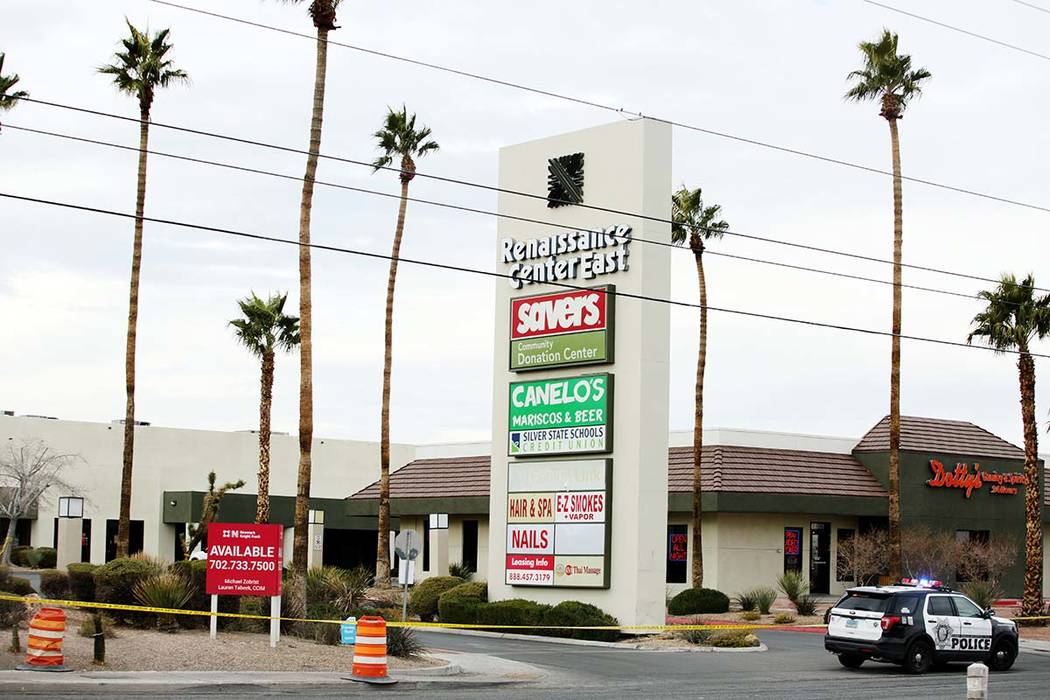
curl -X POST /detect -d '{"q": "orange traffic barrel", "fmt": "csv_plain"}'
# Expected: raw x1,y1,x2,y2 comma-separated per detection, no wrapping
348,616,397,685
16,607,71,672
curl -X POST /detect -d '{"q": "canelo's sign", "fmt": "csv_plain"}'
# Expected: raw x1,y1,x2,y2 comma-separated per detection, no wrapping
510,286,614,371
205,523,283,596
508,374,612,456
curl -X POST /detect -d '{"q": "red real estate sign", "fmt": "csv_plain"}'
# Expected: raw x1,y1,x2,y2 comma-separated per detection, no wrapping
205,523,283,596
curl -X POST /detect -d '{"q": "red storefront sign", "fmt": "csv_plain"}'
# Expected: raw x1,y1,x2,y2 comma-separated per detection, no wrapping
668,533,687,562
205,523,283,596
784,528,801,556
926,459,1026,498
511,288,608,340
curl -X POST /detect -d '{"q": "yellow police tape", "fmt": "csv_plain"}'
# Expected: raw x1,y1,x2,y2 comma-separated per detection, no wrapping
2,593,1048,632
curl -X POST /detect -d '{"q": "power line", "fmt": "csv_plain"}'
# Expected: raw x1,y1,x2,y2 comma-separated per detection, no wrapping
147,0,1050,216
862,0,1050,61
4,121,1005,307
1010,0,1050,16
2,190,1047,360
16,96,1048,295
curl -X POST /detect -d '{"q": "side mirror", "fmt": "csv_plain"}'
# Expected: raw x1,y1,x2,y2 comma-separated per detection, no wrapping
985,608,995,618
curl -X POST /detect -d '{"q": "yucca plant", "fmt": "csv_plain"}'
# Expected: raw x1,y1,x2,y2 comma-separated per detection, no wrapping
133,573,196,632
960,580,1002,611
753,587,778,615
777,571,808,604
387,626,425,658
448,561,474,581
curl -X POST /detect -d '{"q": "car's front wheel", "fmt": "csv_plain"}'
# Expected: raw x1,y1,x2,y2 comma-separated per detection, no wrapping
838,654,865,669
988,638,1017,672
903,639,934,674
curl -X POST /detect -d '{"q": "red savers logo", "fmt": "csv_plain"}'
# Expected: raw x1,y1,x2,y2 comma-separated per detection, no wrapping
511,288,607,340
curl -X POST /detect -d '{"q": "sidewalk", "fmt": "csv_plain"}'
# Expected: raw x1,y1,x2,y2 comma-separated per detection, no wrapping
1020,639,1050,654
0,652,543,687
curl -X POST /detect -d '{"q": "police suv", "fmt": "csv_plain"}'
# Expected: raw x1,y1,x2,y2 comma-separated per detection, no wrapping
824,578,1018,674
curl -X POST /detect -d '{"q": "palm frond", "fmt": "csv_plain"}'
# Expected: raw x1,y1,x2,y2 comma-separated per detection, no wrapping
967,273,1050,354
98,20,189,111
370,105,440,176
229,292,301,358
670,184,729,250
844,29,931,114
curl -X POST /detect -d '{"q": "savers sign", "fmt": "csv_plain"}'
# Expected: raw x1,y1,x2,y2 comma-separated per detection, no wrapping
510,286,613,371
508,374,612,456
205,523,283,596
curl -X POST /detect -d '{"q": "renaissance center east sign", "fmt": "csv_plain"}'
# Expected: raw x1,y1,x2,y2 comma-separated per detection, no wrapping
508,374,612,456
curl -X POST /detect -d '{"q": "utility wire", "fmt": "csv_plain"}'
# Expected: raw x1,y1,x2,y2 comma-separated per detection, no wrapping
862,0,1050,61
1010,0,1050,16
15,97,1047,295
4,122,1006,306
148,0,1050,215
2,190,1047,360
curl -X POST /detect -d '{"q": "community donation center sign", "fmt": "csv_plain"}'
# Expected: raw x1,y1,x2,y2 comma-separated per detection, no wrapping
510,286,614,371
205,523,283,596
505,459,611,588
508,374,612,456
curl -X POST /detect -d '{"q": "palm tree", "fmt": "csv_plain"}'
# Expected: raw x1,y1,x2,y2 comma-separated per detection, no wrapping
968,274,1050,617
0,53,29,130
230,292,301,524
845,30,931,579
371,106,439,585
274,0,341,581
99,21,188,559
671,185,729,588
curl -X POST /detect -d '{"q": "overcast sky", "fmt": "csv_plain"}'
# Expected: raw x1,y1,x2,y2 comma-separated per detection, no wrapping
1,0,1047,448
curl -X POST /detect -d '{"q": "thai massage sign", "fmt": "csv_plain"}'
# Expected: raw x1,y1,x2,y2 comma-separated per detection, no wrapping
508,374,612,456
925,459,1026,498
505,459,611,588
510,286,614,371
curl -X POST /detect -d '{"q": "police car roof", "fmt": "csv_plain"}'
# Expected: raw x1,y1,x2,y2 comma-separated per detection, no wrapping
845,584,950,596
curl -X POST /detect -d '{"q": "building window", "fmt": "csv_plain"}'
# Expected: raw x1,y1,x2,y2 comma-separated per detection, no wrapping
836,528,855,582
105,519,144,561
422,516,431,572
955,530,990,582
666,524,688,583
462,520,479,573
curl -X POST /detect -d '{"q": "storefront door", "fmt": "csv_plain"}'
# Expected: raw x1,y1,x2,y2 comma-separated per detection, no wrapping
809,522,831,594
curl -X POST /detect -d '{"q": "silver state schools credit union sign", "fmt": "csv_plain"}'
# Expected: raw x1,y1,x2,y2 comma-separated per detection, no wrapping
507,374,612,457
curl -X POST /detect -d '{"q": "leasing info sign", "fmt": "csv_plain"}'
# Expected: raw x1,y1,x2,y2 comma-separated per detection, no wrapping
510,286,614,371
508,374,612,456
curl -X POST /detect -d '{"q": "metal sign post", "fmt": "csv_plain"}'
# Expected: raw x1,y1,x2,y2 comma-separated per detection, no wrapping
394,531,420,622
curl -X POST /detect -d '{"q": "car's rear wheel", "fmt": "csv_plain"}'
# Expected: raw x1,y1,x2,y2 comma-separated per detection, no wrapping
988,638,1017,672
838,654,865,669
903,639,934,674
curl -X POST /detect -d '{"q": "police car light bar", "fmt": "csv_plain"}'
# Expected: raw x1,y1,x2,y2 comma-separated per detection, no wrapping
899,577,943,588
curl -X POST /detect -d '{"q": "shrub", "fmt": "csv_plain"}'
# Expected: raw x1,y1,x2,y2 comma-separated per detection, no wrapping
169,560,239,629
134,573,196,632
95,556,164,625
10,547,30,567
38,569,69,598
438,581,487,624
231,596,269,633
753,587,777,614
77,612,117,639
409,576,463,622
735,590,756,611
708,630,760,648
448,561,475,581
740,610,761,621
773,612,797,625
477,599,549,629
299,601,344,645
667,588,730,616
539,601,619,643
304,566,372,616
961,580,1001,611
0,568,33,629
676,627,711,645
27,548,57,570
794,594,817,616
387,626,425,658
68,563,98,601
777,571,808,604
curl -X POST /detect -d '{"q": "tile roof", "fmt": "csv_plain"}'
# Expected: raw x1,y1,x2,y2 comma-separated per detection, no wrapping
854,415,1025,460
349,446,887,500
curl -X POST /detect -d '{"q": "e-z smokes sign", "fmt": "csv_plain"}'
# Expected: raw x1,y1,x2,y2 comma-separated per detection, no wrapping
508,374,612,456
510,286,613,371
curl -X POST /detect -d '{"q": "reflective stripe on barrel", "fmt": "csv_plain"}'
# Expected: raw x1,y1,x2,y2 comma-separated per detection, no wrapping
351,616,389,678
25,608,66,667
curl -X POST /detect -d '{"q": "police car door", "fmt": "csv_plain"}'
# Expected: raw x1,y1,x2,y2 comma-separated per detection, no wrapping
924,594,960,656
950,595,992,659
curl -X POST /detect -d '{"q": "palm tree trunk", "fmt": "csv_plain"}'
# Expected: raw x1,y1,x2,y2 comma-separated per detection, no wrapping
256,350,275,524
292,27,330,578
886,117,904,580
691,248,707,589
376,177,411,585
1018,350,1043,616
116,107,151,559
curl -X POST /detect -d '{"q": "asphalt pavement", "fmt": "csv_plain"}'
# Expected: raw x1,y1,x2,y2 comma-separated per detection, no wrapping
4,628,1049,698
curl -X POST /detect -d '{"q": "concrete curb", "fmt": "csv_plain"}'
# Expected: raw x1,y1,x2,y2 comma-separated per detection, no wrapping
1019,639,1050,653
421,626,768,652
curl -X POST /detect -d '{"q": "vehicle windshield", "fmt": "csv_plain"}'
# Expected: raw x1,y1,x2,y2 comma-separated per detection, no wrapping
836,592,889,613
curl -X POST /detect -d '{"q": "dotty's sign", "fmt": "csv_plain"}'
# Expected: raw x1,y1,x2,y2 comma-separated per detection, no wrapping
510,286,613,371
205,523,283,596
